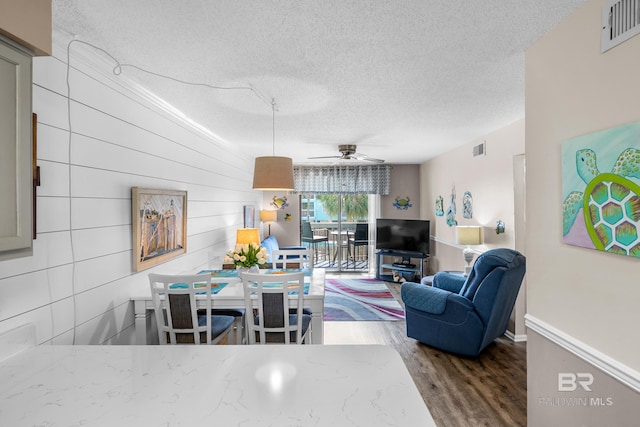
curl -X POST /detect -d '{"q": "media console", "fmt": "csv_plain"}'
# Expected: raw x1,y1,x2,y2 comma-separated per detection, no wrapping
375,249,428,282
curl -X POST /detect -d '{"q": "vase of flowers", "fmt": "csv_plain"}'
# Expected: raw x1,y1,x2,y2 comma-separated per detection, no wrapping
224,243,268,275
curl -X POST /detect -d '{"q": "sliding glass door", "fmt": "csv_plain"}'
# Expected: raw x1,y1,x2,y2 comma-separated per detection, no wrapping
300,193,374,273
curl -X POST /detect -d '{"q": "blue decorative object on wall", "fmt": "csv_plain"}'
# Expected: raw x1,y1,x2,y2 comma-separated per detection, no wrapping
393,196,412,210
463,191,473,219
435,196,444,216
271,195,289,210
445,187,458,227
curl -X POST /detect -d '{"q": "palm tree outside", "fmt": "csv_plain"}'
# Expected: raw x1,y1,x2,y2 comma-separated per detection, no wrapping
316,194,368,221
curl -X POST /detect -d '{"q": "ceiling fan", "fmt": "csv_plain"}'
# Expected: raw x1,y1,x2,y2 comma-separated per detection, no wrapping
308,144,385,163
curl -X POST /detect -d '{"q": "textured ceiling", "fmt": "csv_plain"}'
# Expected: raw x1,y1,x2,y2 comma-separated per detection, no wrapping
52,0,587,164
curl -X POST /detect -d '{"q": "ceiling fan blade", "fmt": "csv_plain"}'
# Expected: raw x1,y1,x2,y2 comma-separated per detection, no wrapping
351,153,385,163
308,155,342,159
364,157,385,163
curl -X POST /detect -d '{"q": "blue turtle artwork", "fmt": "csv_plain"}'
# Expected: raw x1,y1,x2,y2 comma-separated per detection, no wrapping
562,121,640,258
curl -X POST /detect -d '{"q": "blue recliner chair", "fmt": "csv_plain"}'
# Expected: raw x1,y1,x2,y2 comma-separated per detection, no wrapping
400,248,526,357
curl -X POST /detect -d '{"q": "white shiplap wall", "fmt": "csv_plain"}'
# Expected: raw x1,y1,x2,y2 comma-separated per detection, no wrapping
0,31,260,345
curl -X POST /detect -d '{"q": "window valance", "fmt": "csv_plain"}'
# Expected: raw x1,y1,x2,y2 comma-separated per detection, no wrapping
293,164,391,195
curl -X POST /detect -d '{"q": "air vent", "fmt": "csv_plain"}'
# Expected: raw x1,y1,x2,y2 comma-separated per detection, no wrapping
601,0,640,53
473,142,486,157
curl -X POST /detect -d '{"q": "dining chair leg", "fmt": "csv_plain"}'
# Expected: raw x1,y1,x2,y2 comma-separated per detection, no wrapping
234,317,245,344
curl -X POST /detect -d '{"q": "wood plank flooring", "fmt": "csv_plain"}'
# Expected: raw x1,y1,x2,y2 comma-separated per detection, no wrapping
323,280,527,427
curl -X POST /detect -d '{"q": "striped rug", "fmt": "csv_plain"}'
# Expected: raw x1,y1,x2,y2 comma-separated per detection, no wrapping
323,278,405,321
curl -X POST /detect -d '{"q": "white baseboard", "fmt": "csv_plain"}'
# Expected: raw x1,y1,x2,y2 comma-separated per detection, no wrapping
504,330,527,342
525,314,640,393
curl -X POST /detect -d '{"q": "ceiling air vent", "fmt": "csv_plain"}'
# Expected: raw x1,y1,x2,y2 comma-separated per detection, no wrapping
601,0,640,52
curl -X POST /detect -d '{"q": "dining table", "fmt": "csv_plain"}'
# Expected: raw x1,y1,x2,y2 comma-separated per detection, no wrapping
131,267,326,344
0,342,436,426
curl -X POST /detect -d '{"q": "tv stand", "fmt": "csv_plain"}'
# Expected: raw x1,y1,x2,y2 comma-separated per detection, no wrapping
376,249,427,282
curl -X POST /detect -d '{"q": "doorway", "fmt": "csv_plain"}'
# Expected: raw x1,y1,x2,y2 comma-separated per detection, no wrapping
300,193,374,273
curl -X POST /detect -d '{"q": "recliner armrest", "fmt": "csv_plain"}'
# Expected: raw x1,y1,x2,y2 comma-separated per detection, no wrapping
401,282,474,315
432,272,466,293
401,282,449,314
400,282,473,314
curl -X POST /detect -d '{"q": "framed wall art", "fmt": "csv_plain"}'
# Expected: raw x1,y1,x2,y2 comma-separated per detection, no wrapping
132,187,187,272
244,205,256,228
561,121,640,259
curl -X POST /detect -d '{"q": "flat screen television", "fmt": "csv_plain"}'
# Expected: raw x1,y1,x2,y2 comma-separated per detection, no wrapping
375,218,430,256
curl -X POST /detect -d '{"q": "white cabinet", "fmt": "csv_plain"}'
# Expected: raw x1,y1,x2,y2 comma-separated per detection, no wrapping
0,39,33,260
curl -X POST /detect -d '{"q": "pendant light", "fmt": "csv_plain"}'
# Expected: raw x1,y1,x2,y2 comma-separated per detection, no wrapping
252,99,295,191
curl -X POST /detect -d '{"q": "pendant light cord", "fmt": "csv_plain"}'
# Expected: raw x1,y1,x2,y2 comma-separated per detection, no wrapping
66,39,273,108
271,98,276,156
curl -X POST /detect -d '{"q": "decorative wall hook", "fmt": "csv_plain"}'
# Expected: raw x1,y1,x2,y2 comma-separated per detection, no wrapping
495,220,505,234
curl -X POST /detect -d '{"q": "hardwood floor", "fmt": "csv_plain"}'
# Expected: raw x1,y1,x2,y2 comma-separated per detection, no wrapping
323,280,527,427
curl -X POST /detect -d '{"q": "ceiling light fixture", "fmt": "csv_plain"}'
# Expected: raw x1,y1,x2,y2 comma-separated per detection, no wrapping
252,99,295,191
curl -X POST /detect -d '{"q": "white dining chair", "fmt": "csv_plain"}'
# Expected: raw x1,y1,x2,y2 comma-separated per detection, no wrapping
149,273,235,345
241,271,311,344
270,248,314,269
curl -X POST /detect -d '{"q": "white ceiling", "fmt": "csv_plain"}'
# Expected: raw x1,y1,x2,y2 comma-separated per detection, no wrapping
52,0,587,165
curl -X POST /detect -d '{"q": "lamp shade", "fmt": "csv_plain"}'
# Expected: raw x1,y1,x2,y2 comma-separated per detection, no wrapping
455,226,483,246
252,156,295,191
236,228,260,245
260,210,277,222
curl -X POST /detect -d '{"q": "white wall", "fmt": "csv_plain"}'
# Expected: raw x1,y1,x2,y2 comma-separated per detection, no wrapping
420,119,525,272
526,0,640,423
0,31,260,345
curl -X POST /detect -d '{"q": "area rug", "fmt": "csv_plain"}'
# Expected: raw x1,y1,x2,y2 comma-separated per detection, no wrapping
323,278,405,321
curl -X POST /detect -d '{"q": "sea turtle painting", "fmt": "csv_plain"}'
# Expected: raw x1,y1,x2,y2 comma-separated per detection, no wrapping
562,147,640,257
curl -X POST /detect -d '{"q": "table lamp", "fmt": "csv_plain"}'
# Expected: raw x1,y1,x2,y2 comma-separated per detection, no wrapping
455,225,483,276
260,210,277,235
236,228,260,245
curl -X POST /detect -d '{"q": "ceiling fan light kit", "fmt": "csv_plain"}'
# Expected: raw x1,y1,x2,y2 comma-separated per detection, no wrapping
309,144,385,163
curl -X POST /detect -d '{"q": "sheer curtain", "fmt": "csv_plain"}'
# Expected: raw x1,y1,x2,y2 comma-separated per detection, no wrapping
293,164,391,195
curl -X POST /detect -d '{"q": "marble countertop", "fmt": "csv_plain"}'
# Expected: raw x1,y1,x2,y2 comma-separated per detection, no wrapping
0,344,435,426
